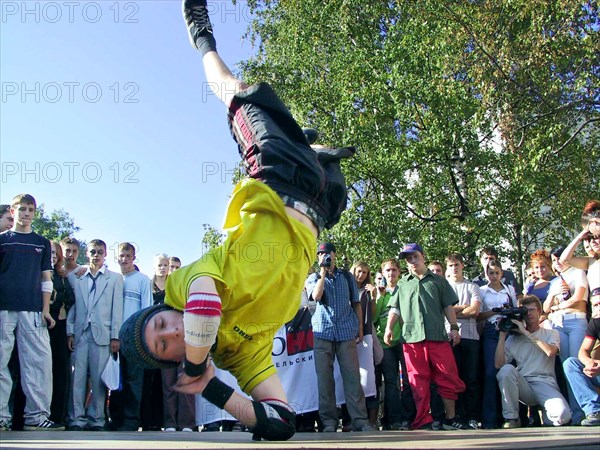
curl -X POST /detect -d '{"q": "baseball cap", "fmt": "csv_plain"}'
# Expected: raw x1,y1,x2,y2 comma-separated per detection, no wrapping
317,242,336,253
398,243,424,259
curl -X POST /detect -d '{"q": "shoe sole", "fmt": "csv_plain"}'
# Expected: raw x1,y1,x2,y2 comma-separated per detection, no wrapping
23,426,65,431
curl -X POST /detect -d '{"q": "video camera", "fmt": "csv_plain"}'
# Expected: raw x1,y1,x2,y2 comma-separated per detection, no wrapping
492,306,528,332
320,253,332,268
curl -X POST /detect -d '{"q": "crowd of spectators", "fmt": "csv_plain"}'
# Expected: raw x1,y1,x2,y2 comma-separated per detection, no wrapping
0,194,598,433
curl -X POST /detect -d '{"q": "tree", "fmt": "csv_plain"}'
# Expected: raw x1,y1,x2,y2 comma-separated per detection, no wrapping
201,223,224,252
239,0,598,279
32,204,81,242
32,204,87,265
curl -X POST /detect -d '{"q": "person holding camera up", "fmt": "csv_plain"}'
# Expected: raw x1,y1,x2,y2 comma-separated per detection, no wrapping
494,295,571,429
305,243,374,432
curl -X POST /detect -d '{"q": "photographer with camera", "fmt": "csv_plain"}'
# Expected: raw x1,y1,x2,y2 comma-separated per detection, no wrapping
494,295,571,429
305,243,374,432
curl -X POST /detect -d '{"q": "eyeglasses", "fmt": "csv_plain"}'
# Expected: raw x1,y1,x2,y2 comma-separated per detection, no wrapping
89,249,105,256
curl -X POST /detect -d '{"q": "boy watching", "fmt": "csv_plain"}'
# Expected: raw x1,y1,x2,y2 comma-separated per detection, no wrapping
0,194,63,431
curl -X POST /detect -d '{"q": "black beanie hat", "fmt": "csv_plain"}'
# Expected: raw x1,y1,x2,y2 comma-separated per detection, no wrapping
119,303,179,369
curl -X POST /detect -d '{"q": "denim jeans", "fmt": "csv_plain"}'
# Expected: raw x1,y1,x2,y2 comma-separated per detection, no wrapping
553,317,587,422
563,357,600,417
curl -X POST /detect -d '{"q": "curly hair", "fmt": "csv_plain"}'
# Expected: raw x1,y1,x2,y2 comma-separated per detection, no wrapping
528,249,552,270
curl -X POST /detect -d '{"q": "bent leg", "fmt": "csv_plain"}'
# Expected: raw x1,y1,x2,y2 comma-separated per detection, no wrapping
563,357,600,416
496,365,525,420
530,379,571,426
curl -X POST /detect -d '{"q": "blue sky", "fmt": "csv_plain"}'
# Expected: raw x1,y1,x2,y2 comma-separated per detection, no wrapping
1,1,256,275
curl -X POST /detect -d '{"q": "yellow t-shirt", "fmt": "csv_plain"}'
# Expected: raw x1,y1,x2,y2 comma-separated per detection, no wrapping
165,178,315,393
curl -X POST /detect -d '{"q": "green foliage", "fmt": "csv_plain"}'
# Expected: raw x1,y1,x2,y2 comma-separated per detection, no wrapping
201,223,225,252
239,0,598,280
32,204,81,242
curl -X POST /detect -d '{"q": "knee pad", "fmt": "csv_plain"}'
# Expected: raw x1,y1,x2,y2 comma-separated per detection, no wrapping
251,400,296,441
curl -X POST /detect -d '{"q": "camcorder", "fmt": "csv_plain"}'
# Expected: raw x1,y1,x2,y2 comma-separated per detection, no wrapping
492,306,528,332
320,253,332,267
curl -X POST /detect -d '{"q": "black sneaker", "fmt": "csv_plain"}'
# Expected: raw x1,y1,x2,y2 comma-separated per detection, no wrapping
442,418,468,430
313,146,356,164
0,419,10,431
23,419,65,431
182,0,214,50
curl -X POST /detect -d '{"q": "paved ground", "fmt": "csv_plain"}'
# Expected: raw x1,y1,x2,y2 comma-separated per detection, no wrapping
1,426,599,450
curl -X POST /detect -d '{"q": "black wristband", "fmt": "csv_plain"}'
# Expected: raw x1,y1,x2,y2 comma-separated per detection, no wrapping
450,323,460,332
183,355,208,378
203,377,234,410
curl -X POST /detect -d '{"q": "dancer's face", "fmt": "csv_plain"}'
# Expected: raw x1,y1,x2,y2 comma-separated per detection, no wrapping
144,310,186,362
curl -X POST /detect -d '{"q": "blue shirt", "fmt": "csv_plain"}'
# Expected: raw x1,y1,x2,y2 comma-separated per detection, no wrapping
305,268,359,342
122,271,153,321
0,230,52,312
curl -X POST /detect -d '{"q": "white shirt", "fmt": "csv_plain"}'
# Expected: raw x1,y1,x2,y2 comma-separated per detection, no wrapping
480,283,517,324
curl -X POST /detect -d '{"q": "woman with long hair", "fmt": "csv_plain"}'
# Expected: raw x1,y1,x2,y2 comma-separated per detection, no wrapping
48,241,74,425
349,261,378,429
478,259,517,429
544,245,589,425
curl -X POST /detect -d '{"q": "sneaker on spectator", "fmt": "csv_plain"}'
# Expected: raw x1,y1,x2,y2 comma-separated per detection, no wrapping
322,425,336,432
467,419,480,430
442,418,469,430
431,420,443,430
581,412,600,427
356,424,376,432
23,419,65,431
181,427,194,432
390,421,410,430
502,418,521,429
0,419,10,431
163,427,176,432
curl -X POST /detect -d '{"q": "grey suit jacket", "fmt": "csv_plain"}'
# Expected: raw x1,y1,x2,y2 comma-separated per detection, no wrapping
67,268,124,346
